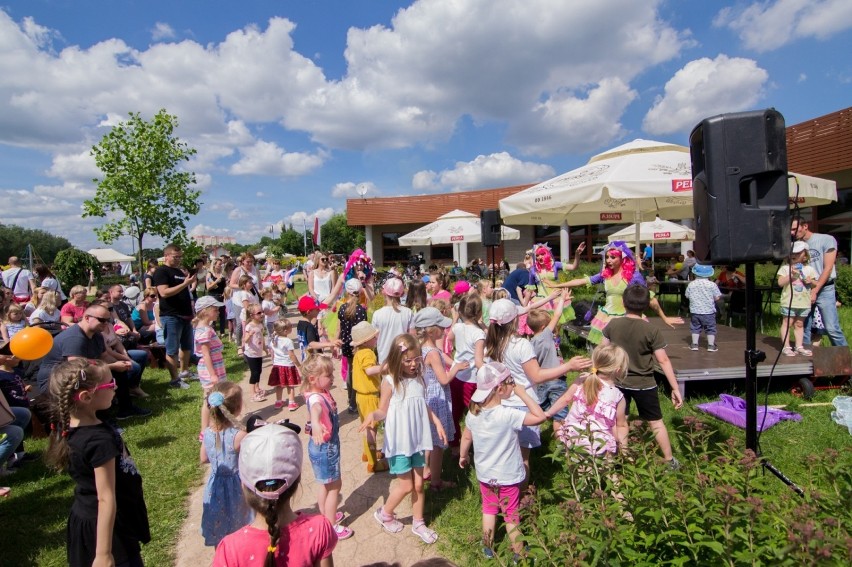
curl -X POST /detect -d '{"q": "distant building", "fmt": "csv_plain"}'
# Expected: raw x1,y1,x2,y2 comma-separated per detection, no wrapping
347,107,852,267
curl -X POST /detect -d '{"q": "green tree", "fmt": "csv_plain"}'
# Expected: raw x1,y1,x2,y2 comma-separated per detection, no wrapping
321,213,365,253
0,224,73,266
84,109,201,275
53,248,101,288
277,225,308,256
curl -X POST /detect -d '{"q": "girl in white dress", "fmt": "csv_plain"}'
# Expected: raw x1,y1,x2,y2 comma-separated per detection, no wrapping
360,333,447,544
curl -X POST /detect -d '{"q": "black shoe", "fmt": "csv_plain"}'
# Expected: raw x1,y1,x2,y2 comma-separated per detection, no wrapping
347,406,358,415
116,405,153,420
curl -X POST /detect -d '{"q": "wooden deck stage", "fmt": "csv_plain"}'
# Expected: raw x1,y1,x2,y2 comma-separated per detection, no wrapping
563,320,816,397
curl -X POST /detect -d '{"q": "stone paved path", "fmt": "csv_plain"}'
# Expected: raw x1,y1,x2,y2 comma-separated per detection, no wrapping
173,310,444,566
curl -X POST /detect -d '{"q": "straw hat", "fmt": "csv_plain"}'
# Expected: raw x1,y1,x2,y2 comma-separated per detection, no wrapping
350,321,379,347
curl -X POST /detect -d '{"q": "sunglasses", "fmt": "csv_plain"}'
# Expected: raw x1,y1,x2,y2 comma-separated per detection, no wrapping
74,378,117,400
86,314,111,324
252,311,264,316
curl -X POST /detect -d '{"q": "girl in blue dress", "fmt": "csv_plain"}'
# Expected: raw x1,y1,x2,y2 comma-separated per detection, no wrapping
201,381,253,546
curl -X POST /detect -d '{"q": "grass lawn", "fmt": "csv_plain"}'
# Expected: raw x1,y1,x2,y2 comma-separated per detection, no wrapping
0,282,309,566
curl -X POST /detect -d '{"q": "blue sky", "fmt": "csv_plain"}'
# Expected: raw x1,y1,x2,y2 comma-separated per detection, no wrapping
1,0,850,253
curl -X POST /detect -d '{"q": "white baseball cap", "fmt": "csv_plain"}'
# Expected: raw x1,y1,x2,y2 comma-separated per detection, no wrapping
238,424,302,500
470,362,511,403
488,298,518,325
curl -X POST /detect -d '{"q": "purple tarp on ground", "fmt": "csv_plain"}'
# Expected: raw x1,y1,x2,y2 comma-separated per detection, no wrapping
696,394,802,431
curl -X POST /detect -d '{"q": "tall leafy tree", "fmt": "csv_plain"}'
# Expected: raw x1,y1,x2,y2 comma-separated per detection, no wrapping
321,213,365,254
83,109,201,274
0,224,72,265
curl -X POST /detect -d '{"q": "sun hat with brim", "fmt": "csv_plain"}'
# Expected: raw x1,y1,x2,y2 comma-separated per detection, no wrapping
471,362,511,403
382,277,405,297
489,298,518,325
297,295,328,313
691,264,715,278
412,306,452,329
239,424,302,500
791,241,809,254
195,295,225,313
350,321,379,347
344,278,362,295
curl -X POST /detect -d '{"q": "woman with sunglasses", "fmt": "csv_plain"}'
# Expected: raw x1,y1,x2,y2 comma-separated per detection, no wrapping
545,241,681,344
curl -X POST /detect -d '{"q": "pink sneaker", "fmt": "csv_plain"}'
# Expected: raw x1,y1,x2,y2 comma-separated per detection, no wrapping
288,401,299,411
274,401,285,409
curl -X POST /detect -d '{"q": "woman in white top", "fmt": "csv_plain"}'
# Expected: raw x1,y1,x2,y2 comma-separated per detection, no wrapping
228,253,260,292
308,252,337,303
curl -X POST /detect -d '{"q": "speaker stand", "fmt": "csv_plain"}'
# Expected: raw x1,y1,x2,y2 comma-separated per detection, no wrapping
743,263,803,496
488,245,497,290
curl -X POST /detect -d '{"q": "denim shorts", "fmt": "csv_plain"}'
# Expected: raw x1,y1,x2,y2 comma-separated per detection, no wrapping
160,315,193,356
781,306,810,318
388,451,426,475
308,438,341,484
536,379,569,421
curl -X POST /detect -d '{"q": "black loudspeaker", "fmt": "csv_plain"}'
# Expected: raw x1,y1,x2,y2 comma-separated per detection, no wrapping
689,109,791,265
480,209,503,247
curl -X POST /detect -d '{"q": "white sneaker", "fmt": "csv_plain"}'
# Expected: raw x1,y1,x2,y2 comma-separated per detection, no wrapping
170,379,191,389
178,370,199,381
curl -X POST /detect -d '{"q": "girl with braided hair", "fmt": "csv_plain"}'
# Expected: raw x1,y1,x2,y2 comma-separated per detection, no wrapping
201,381,253,546
45,359,150,567
213,424,337,567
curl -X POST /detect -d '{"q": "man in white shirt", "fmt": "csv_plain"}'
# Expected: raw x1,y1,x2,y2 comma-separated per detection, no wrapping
1,257,35,303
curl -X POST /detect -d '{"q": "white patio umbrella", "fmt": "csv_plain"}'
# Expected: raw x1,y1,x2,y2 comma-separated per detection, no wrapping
397,209,520,245
787,172,837,208
499,140,695,228
608,217,695,244
398,209,520,266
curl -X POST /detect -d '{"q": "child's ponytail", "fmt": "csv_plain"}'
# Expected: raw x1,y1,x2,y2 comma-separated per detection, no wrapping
44,359,110,471
241,480,300,567
207,382,244,449
582,344,630,407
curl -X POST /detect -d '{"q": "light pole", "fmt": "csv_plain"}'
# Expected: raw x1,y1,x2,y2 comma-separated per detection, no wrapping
269,224,275,240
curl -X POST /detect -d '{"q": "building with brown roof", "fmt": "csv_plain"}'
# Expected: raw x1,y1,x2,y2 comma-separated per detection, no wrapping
348,107,851,267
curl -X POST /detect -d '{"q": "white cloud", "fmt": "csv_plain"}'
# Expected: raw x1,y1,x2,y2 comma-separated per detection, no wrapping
227,208,249,220
46,150,99,181
151,22,177,42
509,78,637,156
412,152,554,192
331,181,379,198
282,207,336,228
256,191,265,197
642,55,769,135
714,0,852,52
229,141,326,176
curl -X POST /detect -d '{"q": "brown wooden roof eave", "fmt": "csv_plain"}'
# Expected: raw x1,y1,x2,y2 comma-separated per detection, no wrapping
787,107,852,176
345,184,535,226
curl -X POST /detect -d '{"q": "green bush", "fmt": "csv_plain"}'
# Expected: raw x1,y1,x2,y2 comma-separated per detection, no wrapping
519,419,852,566
52,248,100,288
835,264,851,306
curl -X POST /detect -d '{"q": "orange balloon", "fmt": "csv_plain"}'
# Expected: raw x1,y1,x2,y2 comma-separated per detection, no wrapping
10,326,54,361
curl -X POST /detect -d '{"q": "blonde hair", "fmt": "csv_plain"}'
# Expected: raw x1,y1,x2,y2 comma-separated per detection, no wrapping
223,286,234,300
485,317,518,362
45,359,112,471
386,333,423,392
428,298,451,317
207,382,244,449
69,285,87,297
491,288,509,301
260,287,273,298
3,303,24,322
581,344,629,407
273,319,292,337
300,354,334,392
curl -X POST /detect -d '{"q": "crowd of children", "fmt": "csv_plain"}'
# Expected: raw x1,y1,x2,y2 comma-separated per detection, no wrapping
35,243,770,567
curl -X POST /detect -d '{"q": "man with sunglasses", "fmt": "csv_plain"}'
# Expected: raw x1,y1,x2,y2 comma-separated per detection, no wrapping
36,303,151,419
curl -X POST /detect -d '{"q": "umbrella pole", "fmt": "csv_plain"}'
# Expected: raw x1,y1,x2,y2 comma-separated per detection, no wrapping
634,210,642,260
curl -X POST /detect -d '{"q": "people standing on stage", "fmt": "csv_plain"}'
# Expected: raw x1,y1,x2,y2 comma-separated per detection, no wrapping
791,216,848,346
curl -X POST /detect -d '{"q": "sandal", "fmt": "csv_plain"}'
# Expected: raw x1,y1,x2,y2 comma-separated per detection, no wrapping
795,347,813,356
335,511,345,523
411,522,438,544
252,392,267,402
781,346,796,357
334,524,354,540
373,507,403,533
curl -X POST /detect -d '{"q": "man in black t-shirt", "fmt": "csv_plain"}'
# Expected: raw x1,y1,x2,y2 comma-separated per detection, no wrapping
153,243,197,388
